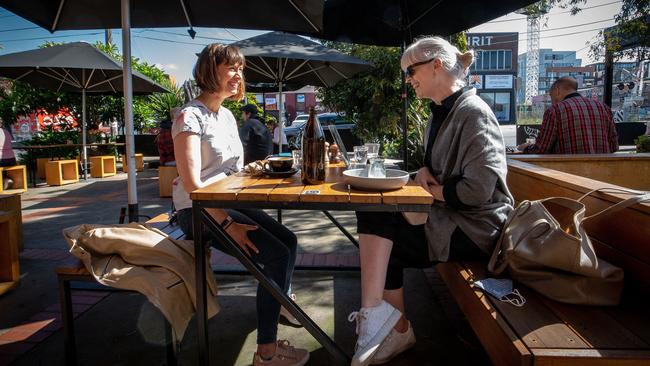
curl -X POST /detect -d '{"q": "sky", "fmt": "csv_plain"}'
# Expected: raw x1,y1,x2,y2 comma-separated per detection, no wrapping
0,0,625,84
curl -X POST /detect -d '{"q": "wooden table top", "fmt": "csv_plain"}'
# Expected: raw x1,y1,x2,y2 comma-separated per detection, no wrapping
190,163,433,207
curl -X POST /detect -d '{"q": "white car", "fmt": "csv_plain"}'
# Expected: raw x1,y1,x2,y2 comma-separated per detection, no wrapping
287,113,309,128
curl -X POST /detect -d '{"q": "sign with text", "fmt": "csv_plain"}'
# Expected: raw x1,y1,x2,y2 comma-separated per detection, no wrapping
265,97,277,110
485,75,513,89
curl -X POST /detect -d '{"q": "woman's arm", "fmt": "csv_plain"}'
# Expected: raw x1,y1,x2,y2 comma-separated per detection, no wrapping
174,131,260,255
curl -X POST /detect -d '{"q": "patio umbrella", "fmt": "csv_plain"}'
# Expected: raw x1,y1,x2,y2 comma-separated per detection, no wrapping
313,0,538,166
0,0,325,223
0,41,168,180
231,31,372,153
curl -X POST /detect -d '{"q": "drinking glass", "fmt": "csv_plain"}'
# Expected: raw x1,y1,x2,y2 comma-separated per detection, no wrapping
364,143,380,159
368,157,386,178
353,145,368,165
291,149,302,169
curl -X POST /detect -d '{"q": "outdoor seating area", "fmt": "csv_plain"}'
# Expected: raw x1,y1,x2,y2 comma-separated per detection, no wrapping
438,158,650,366
1,1,649,366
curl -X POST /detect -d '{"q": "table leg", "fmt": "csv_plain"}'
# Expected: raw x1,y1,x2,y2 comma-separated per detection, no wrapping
199,208,350,364
193,204,210,366
322,210,359,247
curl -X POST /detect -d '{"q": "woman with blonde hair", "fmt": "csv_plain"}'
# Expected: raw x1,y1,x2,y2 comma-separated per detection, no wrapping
172,43,308,366
349,36,514,366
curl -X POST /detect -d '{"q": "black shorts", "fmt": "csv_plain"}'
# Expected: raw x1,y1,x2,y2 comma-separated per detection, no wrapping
356,211,486,289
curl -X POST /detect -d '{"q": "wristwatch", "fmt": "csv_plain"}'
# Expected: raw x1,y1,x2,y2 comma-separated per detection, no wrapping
220,216,234,230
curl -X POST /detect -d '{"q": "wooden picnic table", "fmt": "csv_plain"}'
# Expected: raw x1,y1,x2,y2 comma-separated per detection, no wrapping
189,162,433,365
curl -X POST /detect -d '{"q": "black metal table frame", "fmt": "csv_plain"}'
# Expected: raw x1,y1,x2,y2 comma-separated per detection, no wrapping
191,199,431,365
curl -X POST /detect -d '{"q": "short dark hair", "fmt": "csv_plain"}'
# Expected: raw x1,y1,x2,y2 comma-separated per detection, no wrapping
193,43,246,100
240,104,258,115
552,77,578,92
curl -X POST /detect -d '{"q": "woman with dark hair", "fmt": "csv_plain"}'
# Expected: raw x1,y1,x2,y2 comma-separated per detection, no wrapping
172,44,308,366
349,36,514,366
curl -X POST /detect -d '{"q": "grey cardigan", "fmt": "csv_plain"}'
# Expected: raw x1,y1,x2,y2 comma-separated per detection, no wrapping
424,88,514,261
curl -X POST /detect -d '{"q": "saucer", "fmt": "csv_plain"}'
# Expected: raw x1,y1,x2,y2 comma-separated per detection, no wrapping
262,168,298,178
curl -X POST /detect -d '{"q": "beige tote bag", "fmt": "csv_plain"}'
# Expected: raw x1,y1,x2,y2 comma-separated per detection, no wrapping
488,188,649,306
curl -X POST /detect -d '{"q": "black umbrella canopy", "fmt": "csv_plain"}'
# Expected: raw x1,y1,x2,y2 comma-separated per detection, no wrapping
320,0,539,46
0,42,168,94
0,0,323,34
232,31,372,87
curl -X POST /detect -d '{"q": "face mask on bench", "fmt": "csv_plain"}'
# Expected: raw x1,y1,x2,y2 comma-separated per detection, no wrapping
473,278,526,307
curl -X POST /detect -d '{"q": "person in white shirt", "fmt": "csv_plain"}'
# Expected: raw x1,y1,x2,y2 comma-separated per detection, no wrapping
271,117,288,154
172,43,308,366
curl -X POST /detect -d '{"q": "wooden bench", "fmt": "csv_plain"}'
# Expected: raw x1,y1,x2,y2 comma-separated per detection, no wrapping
57,212,185,366
437,159,650,366
509,153,650,190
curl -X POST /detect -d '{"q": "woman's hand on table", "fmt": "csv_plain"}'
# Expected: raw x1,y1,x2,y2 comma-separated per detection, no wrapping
414,167,444,201
225,223,260,256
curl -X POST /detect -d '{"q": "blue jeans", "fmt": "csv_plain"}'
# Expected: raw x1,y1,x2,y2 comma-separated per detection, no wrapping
176,208,297,344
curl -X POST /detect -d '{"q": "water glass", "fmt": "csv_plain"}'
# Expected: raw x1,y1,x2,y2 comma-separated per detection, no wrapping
353,145,368,165
368,157,386,178
364,143,380,159
291,149,302,169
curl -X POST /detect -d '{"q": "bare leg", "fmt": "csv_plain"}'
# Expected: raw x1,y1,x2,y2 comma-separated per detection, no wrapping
383,288,409,332
359,234,393,308
257,342,276,358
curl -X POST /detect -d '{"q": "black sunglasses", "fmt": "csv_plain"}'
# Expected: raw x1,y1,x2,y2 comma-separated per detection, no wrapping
405,58,434,77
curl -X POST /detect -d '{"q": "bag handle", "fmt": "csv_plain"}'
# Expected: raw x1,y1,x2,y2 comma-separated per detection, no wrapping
578,188,650,223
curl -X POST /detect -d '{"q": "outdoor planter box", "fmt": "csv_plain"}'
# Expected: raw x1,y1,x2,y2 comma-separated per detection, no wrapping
0,208,20,296
90,156,116,178
159,165,178,197
122,154,144,172
0,165,27,194
45,160,79,186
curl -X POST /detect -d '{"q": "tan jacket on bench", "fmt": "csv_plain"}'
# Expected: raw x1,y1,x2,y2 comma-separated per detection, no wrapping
62,222,219,341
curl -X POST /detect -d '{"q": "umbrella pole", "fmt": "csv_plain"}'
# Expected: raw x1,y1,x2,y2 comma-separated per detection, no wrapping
121,0,139,223
82,87,88,180
278,81,284,154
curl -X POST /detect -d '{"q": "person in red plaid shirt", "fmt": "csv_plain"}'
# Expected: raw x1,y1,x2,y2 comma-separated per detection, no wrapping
519,77,618,154
157,109,177,166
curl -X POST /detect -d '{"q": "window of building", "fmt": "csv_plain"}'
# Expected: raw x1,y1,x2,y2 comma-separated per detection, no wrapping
471,49,513,71
479,92,511,122
296,94,305,112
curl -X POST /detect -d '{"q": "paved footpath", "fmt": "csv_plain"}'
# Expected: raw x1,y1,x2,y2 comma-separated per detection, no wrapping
0,163,490,366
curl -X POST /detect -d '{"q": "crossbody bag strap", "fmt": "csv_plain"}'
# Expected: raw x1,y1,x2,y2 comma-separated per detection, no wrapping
578,187,650,223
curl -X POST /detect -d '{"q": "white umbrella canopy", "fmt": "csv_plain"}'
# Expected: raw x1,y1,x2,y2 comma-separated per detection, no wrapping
0,41,169,180
0,0,325,222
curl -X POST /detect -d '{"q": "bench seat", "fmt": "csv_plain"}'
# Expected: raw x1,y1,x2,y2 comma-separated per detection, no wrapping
437,158,650,366
437,261,650,366
56,212,184,366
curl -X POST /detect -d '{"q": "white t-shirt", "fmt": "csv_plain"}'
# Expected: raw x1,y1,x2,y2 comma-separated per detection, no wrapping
171,99,244,210
273,126,288,145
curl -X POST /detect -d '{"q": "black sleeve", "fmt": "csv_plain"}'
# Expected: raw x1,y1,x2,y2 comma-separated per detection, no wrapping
442,175,471,210
239,122,251,146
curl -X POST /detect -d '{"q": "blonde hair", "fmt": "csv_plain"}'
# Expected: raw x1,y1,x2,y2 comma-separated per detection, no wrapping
400,36,474,88
193,43,246,101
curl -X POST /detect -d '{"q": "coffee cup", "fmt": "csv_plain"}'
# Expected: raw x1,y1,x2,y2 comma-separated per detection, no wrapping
264,156,294,172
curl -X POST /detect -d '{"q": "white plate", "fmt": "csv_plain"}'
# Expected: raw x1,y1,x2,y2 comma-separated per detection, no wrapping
343,169,410,191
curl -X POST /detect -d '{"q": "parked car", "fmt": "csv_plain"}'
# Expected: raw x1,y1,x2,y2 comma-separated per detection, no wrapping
287,112,361,151
287,113,309,127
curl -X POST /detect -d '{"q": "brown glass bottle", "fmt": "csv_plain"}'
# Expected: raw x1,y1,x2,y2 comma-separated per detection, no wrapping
301,107,326,184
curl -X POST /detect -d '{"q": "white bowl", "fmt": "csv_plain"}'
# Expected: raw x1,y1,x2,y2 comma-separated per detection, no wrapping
343,168,410,191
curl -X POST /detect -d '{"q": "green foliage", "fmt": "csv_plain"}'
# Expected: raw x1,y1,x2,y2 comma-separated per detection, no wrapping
19,123,80,165
635,134,650,153
148,78,184,122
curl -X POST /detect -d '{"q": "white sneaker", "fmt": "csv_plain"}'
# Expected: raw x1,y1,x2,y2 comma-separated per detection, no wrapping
370,321,416,364
348,300,402,366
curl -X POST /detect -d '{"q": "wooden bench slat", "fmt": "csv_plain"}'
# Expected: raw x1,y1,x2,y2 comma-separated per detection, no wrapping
531,348,650,366
436,262,532,366
464,262,590,350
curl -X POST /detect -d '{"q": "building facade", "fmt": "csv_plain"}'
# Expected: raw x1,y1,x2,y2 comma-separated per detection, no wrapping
466,32,518,124
517,49,583,103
